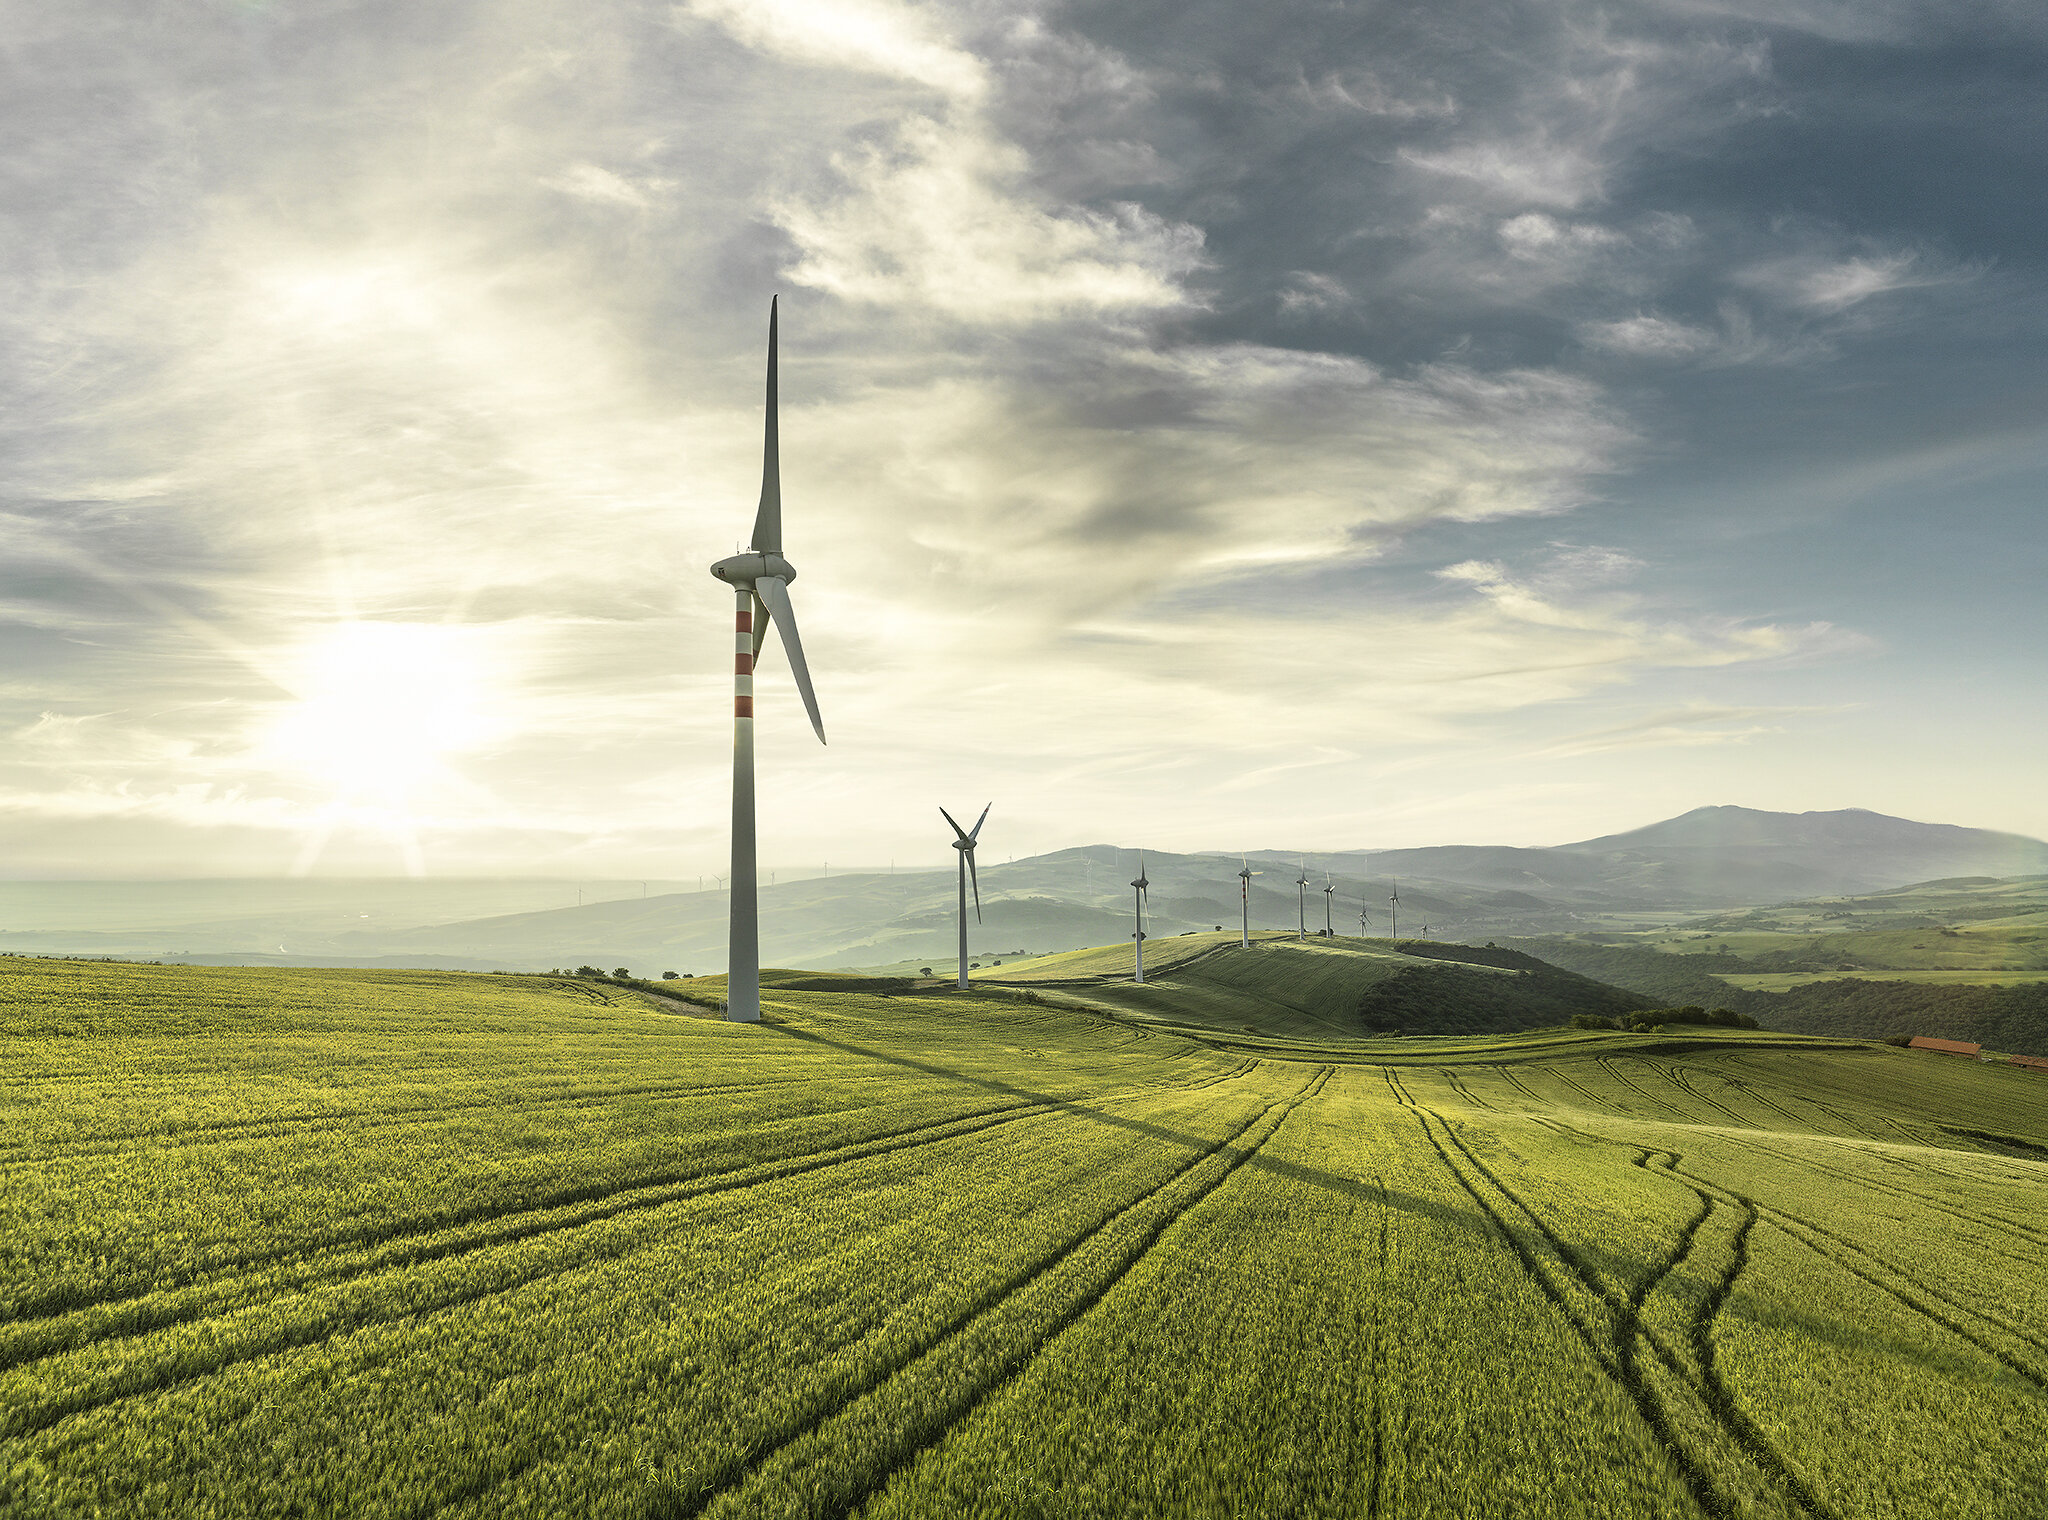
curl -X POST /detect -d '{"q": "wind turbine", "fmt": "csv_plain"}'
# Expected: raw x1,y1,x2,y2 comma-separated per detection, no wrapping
1130,853,1150,982
709,297,826,1023
1357,901,1372,936
942,804,990,989
1322,873,1336,938
1237,857,1260,948
1389,878,1400,942
1295,859,1311,940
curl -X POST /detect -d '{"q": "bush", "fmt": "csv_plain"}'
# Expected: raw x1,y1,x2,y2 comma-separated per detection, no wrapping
661,971,679,980
614,967,631,979
1570,1014,1618,1030
919,967,933,977
1623,1005,1760,1032
575,965,602,978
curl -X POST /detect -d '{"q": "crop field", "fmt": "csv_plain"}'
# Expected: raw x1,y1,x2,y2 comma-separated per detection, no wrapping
4,956,2047,1519
1717,969,2048,991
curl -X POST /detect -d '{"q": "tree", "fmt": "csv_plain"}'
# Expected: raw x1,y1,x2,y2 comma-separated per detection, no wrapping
661,971,680,980
614,967,632,979
919,967,933,977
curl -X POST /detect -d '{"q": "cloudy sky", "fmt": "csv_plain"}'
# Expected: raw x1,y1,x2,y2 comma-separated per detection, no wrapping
2,0,2043,878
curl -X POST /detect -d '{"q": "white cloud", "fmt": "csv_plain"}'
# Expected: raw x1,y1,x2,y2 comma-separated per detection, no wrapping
678,0,987,100
1578,312,1716,358
1533,702,1853,759
774,115,1205,320
542,163,672,208
1736,248,1983,313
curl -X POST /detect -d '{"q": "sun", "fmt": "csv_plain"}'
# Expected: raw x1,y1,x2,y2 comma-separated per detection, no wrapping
266,621,490,802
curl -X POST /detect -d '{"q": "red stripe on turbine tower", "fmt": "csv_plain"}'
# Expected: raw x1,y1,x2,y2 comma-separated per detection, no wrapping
735,653,751,674
735,695,753,717
735,610,752,631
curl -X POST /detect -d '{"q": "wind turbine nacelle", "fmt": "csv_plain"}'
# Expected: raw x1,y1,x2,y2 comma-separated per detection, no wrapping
711,551,795,588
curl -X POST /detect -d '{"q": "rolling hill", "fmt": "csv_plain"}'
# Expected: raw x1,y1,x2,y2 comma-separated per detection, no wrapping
976,931,1652,1039
5,807,2043,975
6,955,2044,1519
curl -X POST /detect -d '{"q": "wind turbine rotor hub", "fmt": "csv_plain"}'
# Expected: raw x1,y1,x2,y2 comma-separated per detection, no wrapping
710,551,796,587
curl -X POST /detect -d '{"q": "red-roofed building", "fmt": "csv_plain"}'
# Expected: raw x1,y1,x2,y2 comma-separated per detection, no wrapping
2009,1054,2048,1073
1907,1036,1982,1057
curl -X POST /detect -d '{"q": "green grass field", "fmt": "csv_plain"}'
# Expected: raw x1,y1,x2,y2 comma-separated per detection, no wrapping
4,956,2046,1518
1720,969,2048,991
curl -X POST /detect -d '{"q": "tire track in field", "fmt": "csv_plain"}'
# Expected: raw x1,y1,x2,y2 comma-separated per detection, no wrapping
1365,1176,1390,1520
1436,1067,1495,1110
1734,1140,2048,1255
1660,1166,2048,1389
1711,1059,1891,1140
0,1076,835,1170
1657,1066,1759,1130
1544,1062,1626,1114
1599,1059,1698,1122
1,1104,1075,1438
1538,1111,2048,1366
1709,1070,1822,1132
6,1065,1271,1438
1393,1078,1831,1520
0,1052,1243,1169
652,1068,1334,1520
1751,1207,2048,1389
9,1055,1261,1338
0,1099,1061,1394
1495,1065,1574,1113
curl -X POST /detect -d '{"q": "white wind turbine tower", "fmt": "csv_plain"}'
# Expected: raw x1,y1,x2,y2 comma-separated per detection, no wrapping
709,297,826,1024
942,804,990,989
1322,873,1336,938
1129,853,1150,982
1294,860,1311,940
1237,857,1260,948
1357,900,1372,937
1389,878,1400,941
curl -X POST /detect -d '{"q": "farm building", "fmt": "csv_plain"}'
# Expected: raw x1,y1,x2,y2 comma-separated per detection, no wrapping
2009,1054,2048,1073
1907,1036,1982,1057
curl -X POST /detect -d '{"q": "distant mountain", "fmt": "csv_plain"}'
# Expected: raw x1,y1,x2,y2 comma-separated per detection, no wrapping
7,808,2042,975
1285,807,2048,908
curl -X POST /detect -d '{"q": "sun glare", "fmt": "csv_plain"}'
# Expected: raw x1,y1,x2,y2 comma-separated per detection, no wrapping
268,622,490,800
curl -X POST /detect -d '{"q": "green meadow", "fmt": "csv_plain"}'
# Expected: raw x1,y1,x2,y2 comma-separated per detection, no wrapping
4,955,2046,1519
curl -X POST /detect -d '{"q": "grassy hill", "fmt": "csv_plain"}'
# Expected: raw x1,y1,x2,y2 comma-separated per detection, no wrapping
977,931,1650,1039
4,956,2045,1519
1512,873,2048,1055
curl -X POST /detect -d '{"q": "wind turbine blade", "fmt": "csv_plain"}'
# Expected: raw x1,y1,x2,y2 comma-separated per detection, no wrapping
966,848,982,922
968,802,991,843
750,296,781,554
751,591,771,661
940,806,970,842
753,575,824,744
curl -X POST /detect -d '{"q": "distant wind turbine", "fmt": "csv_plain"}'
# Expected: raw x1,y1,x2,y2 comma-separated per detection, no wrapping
1130,853,1150,983
1238,857,1260,948
1389,878,1400,941
942,804,991,989
710,297,827,1023
1322,873,1336,938
1357,900,1372,936
1295,859,1311,940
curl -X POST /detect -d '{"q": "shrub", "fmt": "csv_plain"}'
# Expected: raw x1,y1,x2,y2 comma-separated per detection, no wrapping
575,965,602,978
919,968,933,977
614,967,632,979
661,971,679,980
